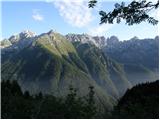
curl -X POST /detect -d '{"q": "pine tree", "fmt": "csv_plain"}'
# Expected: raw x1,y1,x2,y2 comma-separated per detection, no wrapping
84,86,97,118
11,80,23,96
24,91,31,99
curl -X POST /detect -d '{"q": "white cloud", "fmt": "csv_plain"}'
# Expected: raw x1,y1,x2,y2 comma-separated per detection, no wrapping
88,24,113,36
47,0,115,36
47,0,114,36
53,0,93,28
32,9,44,21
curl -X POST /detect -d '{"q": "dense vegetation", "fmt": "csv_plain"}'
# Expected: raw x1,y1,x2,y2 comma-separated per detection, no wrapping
1,80,98,119
1,80,159,119
111,80,159,119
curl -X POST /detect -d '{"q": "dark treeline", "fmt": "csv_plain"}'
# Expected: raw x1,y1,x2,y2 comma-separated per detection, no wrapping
1,80,97,119
1,80,159,119
111,80,159,119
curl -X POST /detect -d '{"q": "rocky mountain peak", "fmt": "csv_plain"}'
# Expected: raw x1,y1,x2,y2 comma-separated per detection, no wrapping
155,36,159,41
8,30,36,44
20,30,36,38
66,34,108,48
47,29,54,35
0,39,12,48
1,30,36,51
66,33,93,43
130,36,139,41
106,36,119,45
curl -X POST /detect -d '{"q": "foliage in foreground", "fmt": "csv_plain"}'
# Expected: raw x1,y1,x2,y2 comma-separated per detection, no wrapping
1,80,159,119
89,0,159,25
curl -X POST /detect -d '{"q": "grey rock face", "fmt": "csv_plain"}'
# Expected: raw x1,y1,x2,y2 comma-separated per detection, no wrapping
66,34,121,48
106,36,119,46
1,30,36,53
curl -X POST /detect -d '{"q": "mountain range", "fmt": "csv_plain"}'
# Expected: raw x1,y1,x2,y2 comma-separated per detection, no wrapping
1,30,158,109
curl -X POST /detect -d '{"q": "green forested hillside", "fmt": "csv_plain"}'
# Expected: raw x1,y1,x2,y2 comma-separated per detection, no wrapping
2,32,128,109
73,42,132,96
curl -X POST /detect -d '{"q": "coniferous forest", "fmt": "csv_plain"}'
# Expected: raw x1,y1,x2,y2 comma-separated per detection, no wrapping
1,80,159,119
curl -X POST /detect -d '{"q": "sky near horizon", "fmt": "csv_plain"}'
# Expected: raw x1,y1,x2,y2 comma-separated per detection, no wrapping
1,0,159,41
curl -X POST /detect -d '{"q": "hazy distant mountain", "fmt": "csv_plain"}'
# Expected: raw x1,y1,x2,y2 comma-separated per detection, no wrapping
102,36,159,85
1,30,158,109
103,36,159,69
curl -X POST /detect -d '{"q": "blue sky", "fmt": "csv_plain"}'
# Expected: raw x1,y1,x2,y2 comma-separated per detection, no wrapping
1,0,158,41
